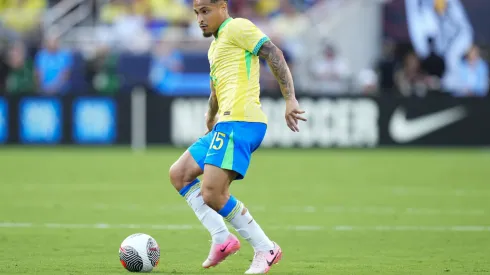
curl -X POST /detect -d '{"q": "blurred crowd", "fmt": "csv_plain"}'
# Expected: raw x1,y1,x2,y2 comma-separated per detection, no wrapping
0,0,487,97
0,0,325,95
371,39,489,98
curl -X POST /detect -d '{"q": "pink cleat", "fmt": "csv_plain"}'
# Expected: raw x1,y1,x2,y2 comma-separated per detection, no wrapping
244,242,283,274
202,234,241,268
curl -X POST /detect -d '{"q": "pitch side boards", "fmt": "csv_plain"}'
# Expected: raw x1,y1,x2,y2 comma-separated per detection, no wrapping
19,97,62,144
168,96,490,147
0,96,119,145
170,97,380,148
1,94,490,147
0,97,7,144
72,97,117,144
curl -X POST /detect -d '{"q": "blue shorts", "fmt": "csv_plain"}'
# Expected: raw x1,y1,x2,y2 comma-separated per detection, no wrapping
188,121,267,180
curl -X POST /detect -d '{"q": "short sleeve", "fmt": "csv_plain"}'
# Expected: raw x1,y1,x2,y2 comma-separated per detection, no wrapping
228,18,270,56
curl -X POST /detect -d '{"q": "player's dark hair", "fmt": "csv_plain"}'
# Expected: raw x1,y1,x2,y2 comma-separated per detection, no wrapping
210,0,228,3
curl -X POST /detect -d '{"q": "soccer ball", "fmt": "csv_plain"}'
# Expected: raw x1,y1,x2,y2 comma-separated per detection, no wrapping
119,233,160,272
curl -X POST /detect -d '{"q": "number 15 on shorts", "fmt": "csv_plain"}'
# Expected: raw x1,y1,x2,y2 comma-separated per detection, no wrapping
210,132,226,151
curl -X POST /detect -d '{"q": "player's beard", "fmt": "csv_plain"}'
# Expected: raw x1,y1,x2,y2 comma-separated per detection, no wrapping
203,32,213,38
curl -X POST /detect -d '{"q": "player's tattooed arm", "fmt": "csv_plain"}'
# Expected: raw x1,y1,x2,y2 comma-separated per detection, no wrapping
258,41,294,100
259,41,307,132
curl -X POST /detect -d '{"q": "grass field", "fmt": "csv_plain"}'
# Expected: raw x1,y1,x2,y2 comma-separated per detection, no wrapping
1,147,489,275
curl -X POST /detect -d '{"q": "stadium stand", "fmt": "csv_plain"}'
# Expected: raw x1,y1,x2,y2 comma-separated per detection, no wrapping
0,0,487,97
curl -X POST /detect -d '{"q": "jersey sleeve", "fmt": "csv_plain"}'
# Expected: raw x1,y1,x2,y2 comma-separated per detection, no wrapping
228,18,270,56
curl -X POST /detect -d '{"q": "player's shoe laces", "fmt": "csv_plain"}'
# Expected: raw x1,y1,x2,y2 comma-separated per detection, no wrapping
244,242,282,274
202,233,241,268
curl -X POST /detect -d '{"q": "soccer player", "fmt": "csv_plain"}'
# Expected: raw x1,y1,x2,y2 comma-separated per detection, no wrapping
168,0,306,273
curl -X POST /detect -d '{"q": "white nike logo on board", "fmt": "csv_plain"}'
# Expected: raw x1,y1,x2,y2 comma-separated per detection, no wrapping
389,106,467,143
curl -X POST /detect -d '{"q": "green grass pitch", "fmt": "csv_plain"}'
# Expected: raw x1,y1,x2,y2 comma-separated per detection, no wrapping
1,147,489,274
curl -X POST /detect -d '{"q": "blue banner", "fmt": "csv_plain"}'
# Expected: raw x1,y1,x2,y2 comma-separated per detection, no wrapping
20,98,62,144
0,98,7,143
73,98,116,144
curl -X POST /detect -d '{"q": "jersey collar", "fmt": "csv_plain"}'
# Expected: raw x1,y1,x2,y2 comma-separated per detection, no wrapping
216,17,233,38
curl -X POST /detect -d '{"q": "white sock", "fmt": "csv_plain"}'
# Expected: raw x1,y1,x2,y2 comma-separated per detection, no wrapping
226,201,274,252
185,187,230,244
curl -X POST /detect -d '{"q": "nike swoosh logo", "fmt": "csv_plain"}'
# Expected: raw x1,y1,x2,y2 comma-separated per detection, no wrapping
266,251,279,266
220,243,230,253
389,106,467,143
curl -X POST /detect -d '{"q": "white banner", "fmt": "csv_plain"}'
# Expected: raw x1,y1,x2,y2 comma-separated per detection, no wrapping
170,98,380,148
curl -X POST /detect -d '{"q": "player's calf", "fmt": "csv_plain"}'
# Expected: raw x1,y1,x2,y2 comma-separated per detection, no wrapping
214,194,282,273
201,166,275,253
169,151,232,261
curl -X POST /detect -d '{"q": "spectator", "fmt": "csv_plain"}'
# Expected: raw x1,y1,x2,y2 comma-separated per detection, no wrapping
34,34,73,94
455,45,489,97
144,7,168,42
421,37,446,93
376,39,397,94
268,1,308,40
111,1,151,53
99,0,127,25
310,44,350,94
255,0,281,18
132,0,150,16
0,41,9,94
0,0,46,39
357,69,379,95
86,44,120,95
6,42,34,94
149,0,192,27
421,37,446,78
395,52,428,97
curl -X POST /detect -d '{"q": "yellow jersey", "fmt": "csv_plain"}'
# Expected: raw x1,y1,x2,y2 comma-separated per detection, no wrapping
208,17,269,124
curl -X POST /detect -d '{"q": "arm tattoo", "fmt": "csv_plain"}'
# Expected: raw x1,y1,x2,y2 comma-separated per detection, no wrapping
258,41,294,100
207,81,219,119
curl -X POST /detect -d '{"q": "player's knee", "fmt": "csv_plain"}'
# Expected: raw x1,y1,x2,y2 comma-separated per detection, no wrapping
169,163,185,189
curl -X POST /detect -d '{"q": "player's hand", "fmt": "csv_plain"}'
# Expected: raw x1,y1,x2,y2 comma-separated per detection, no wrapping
285,98,307,132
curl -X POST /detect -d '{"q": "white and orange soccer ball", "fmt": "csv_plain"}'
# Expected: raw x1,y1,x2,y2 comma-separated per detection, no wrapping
119,233,160,272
